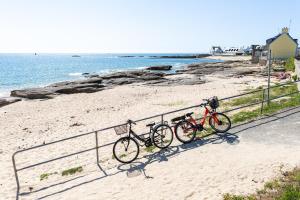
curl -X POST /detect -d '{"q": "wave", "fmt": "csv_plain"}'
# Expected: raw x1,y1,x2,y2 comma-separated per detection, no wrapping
0,91,10,98
68,72,83,77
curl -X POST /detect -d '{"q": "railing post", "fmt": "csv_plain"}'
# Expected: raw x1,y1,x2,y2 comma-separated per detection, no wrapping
12,153,20,200
161,114,164,124
267,50,272,106
261,89,265,114
95,131,107,175
95,131,99,165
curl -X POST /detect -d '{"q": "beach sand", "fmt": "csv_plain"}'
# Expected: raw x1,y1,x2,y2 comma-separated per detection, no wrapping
1,70,299,199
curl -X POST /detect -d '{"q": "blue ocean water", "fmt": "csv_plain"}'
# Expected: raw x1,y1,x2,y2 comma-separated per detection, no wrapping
0,53,220,97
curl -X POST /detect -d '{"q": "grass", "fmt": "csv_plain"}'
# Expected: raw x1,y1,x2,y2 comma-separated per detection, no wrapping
223,193,256,200
61,166,83,176
40,172,58,181
157,101,186,107
144,145,156,153
223,168,300,200
226,83,300,124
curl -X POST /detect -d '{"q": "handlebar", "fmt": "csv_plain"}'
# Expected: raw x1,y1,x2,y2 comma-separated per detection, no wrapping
200,102,208,107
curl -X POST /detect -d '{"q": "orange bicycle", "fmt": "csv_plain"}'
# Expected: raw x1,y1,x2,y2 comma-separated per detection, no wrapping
171,97,231,143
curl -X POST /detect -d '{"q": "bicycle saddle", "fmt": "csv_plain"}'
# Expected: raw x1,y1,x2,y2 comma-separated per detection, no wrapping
171,115,185,122
127,119,136,125
146,122,155,127
185,112,194,117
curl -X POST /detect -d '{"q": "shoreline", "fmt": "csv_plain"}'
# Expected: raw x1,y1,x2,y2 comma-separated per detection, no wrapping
2,56,254,99
0,56,223,99
0,55,252,100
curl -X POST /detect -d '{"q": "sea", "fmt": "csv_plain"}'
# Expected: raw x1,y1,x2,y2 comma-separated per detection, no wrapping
0,53,221,97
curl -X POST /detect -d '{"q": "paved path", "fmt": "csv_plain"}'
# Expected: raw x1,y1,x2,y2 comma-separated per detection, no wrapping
230,106,300,146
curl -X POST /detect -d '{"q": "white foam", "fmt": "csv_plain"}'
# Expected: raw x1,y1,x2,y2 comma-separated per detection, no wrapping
0,91,10,98
68,72,82,77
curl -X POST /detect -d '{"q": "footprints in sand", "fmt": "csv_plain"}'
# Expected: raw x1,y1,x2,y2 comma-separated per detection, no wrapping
184,191,195,199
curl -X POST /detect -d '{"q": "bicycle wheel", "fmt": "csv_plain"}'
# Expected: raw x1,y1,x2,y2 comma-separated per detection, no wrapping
209,113,231,133
152,124,173,149
113,136,139,164
174,120,196,143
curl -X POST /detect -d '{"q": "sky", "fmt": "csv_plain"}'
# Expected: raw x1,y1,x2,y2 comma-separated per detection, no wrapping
0,0,299,53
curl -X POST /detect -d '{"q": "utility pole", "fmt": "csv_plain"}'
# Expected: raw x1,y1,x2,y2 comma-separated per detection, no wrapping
267,50,272,105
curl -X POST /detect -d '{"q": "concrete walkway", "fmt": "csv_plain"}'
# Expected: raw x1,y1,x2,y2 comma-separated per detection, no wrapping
229,106,300,146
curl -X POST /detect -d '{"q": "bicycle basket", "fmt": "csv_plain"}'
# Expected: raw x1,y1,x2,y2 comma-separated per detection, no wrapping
209,96,219,109
114,124,128,135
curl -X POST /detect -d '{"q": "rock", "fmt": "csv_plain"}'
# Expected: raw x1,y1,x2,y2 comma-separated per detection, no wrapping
146,65,172,71
0,97,21,107
55,84,105,94
11,88,54,99
103,78,137,85
10,70,166,99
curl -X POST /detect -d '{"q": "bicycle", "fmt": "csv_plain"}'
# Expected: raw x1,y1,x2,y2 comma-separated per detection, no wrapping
171,96,231,144
113,119,173,163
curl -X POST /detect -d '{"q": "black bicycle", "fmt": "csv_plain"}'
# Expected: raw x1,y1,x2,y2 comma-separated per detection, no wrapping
113,119,173,163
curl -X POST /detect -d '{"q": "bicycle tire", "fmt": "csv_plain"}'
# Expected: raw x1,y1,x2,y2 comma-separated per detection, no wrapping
152,124,173,149
113,136,139,164
174,120,196,143
209,112,231,133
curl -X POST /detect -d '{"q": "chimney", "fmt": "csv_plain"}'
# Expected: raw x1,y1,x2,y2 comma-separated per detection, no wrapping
282,27,289,34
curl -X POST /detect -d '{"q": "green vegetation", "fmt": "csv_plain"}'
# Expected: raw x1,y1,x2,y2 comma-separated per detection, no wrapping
157,101,186,107
39,172,58,181
284,57,295,72
40,173,50,181
225,83,300,124
223,168,300,200
144,145,156,153
292,74,298,82
61,166,83,176
223,193,256,200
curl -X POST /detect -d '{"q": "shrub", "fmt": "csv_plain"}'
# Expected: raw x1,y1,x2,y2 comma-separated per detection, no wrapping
61,166,83,176
285,57,295,72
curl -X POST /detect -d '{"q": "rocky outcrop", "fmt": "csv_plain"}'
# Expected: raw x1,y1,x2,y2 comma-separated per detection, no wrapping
0,97,21,107
177,61,263,77
9,60,263,100
10,70,167,99
146,65,172,71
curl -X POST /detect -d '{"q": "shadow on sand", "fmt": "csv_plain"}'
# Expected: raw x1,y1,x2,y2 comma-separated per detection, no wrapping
22,106,300,199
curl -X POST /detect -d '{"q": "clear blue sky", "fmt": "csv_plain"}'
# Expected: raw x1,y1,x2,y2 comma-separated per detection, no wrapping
0,0,299,53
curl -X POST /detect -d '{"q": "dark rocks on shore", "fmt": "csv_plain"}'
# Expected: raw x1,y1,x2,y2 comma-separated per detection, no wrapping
146,65,172,71
9,60,263,101
10,70,167,99
177,61,262,77
0,97,21,107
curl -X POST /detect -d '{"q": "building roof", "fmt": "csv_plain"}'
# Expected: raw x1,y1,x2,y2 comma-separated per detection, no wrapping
266,33,298,45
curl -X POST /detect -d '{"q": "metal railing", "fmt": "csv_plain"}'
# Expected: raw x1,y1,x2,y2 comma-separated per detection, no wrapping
12,80,300,200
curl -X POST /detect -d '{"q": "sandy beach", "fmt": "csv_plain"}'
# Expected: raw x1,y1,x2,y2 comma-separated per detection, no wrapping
2,57,300,200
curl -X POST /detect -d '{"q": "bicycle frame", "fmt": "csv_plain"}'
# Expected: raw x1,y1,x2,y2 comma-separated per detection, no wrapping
187,105,220,127
128,125,152,144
